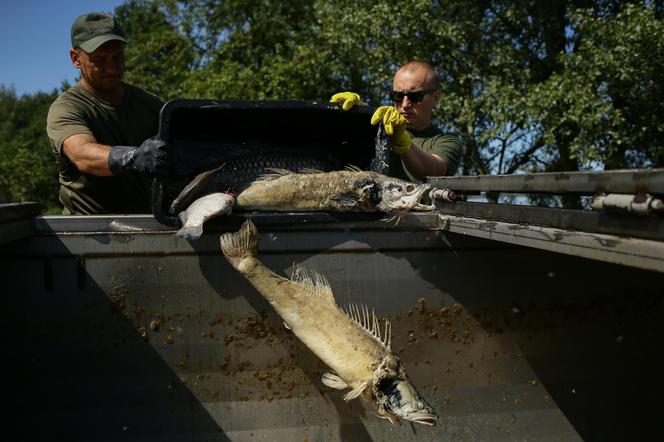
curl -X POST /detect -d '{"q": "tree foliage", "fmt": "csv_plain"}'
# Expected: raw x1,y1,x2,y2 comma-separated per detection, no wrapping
0,86,60,212
0,0,662,210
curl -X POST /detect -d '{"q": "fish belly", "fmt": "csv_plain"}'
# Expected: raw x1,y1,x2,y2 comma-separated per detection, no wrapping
239,258,383,386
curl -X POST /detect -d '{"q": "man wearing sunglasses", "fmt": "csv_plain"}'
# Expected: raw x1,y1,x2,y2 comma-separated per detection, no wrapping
331,60,463,181
47,12,169,215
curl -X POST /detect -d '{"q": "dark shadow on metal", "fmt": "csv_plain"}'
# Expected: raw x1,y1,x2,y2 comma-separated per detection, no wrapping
412,232,664,441
2,224,230,442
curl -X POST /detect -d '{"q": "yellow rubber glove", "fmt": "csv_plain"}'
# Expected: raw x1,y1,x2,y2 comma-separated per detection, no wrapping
330,92,361,111
370,106,412,155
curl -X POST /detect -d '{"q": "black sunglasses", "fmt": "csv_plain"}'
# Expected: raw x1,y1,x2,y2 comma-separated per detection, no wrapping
390,89,438,103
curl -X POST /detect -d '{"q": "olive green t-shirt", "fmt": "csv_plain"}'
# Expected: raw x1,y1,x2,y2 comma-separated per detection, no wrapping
388,125,465,182
46,82,163,214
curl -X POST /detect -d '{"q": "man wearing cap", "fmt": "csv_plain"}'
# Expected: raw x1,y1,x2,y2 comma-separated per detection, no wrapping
330,60,464,181
47,12,167,215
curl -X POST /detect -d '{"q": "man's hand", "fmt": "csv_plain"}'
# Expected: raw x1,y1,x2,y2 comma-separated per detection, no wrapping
108,137,169,175
330,92,361,111
370,106,412,155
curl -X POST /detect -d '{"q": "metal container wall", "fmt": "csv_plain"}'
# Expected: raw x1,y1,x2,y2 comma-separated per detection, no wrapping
3,213,663,441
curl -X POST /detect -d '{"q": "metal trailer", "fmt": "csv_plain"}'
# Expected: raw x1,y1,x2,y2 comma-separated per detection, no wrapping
2,101,663,442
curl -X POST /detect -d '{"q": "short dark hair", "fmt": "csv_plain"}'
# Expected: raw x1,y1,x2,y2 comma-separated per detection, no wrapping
398,60,440,90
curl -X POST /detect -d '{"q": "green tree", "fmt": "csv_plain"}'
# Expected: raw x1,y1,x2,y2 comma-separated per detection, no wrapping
116,0,663,180
116,0,197,100
2,0,663,211
0,86,60,212
561,4,664,169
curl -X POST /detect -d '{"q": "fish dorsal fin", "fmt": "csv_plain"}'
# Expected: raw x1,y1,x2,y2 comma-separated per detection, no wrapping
169,163,225,214
341,303,392,350
344,164,364,172
264,167,294,175
299,168,325,174
288,265,336,304
254,168,296,182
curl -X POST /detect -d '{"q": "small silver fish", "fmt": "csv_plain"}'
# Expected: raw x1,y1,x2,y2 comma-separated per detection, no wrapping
219,220,438,426
176,193,234,239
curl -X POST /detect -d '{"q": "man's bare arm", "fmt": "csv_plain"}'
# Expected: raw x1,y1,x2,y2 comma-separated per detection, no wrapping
401,144,447,181
62,133,113,176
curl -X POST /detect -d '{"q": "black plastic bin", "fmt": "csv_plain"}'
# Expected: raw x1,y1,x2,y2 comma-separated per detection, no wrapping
152,99,381,226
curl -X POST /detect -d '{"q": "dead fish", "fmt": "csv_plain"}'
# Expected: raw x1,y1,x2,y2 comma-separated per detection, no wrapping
176,192,234,239
174,166,433,240
235,167,433,214
170,152,335,215
219,220,438,426
169,164,225,215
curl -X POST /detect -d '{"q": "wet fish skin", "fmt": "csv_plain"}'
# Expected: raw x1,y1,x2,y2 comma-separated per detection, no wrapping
170,152,335,215
219,220,438,426
235,168,433,215
173,167,432,240
176,192,234,240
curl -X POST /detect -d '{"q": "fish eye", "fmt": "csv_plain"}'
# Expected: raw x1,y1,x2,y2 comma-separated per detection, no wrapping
377,377,395,391
406,185,415,192
417,401,424,409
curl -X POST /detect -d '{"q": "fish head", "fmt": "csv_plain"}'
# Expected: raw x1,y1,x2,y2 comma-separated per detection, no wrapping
375,176,433,213
373,354,438,426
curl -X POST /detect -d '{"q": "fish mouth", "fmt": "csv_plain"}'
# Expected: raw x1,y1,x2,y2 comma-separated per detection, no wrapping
405,412,437,426
387,401,438,426
380,379,438,426
378,182,434,214
401,183,434,211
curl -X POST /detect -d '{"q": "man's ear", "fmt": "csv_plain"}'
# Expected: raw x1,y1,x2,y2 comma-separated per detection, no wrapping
70,48,81,68
432,89,441,107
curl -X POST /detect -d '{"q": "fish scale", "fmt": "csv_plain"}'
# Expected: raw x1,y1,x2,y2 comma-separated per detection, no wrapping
175,168,434,239
206,152,336,194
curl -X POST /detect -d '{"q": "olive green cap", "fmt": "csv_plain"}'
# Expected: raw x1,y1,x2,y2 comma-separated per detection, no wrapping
71,12,127,53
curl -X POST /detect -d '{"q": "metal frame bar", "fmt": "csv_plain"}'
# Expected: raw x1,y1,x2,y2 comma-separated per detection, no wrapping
439,214,664,273
2,203,662,273
435,201,664,241
428,168,664,195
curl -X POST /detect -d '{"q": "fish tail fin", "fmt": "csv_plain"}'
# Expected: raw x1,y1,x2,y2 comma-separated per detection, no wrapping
219,219,258,268
176,225,204,240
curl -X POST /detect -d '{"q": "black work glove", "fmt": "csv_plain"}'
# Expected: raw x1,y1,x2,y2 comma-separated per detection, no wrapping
108,137,169,175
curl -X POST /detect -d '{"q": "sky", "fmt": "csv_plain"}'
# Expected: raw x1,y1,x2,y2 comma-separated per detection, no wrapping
1,0,128,97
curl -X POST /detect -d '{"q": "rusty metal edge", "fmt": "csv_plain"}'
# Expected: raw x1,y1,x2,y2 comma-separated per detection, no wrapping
427,168,664,195
438,214,664,273
435,201,664,241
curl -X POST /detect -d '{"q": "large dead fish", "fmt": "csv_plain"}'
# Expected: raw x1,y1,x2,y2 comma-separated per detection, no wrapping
172,151,335,240
170,152,335,216
176,166,433,239
219,219,438,426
